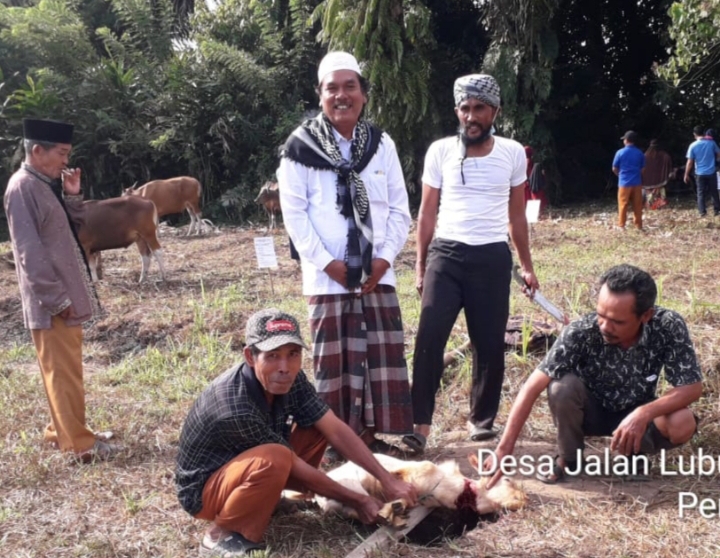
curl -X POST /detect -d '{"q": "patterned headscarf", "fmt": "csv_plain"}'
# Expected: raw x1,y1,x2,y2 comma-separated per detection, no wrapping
453,74,501,107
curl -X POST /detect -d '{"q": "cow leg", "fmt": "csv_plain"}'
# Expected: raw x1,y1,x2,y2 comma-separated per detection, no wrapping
185,208,196,236
136,239,152,283
192,202,204,236
144,235,166,281
270,211,276,232
88,252,100,282
153,249,167,280
195,211,205,235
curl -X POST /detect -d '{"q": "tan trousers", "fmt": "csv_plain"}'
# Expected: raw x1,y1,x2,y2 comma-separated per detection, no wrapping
195,426,327,543
617,185,643,229
31,315,95,453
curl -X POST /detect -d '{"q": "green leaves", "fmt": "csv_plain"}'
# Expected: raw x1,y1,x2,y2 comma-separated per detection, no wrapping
4,73,60,116
315,0,437,180
482,0,559,141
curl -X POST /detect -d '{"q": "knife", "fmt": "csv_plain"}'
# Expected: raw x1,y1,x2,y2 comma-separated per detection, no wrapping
512,265,569,325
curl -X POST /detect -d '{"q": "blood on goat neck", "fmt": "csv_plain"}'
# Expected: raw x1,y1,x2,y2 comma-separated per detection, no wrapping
453,478,477,511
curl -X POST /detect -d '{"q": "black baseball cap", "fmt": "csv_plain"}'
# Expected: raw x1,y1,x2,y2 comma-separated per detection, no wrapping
620,130,638,142
245,308,309,352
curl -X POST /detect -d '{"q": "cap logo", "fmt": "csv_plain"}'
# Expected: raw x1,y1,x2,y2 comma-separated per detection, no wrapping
266,319,296,333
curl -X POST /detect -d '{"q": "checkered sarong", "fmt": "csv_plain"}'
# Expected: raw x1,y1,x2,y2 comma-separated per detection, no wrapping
308,285,413,435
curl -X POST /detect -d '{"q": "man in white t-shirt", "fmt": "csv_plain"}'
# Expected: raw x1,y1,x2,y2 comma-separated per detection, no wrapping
403,74,539,452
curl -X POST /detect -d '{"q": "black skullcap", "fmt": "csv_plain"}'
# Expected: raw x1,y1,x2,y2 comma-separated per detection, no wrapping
23,118,74,144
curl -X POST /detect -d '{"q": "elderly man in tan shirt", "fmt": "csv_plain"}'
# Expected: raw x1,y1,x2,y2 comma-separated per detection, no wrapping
4,118,112,462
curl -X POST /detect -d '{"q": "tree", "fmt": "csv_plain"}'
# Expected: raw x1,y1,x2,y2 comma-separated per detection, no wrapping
314,0,438,186
541,0,675,200
660,0,720,86
482,0,559,143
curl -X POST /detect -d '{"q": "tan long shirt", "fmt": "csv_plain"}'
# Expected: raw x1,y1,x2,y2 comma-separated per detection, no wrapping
4,165,95,329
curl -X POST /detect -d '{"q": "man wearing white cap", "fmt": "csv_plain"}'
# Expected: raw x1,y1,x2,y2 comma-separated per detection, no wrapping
403,74,539,453
278,52,413,457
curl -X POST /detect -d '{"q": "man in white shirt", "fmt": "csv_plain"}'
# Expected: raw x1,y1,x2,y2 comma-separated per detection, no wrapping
277,52,413,457
403,74,539,452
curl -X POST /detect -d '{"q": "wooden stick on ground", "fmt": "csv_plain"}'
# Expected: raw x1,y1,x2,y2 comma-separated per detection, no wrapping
345,506,433,558
442,339,472,369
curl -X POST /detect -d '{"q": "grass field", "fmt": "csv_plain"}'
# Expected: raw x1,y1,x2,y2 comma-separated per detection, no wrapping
1,196,719,558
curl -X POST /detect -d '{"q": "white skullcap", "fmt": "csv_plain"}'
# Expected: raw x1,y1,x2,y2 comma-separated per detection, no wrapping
317,51,362,84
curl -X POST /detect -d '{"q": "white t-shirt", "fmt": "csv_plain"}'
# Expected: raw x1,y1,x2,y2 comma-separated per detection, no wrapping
422,135,527,246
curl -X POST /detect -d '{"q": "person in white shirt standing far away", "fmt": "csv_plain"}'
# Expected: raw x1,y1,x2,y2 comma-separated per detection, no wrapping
277,51,413,458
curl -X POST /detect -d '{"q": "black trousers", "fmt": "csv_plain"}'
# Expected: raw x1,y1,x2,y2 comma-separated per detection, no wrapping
411,239,511,428
695,173,720,216
547,374,685,462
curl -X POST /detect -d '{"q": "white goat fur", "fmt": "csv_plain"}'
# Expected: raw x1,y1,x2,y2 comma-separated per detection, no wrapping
316,454,527,519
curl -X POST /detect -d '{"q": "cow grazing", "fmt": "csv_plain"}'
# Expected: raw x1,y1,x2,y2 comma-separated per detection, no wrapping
123,176,206,236
70,197,167,283
315,454,527,525
255,181,281,231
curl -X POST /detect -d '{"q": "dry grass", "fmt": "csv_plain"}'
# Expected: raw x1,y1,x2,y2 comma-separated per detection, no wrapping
1,196,720,557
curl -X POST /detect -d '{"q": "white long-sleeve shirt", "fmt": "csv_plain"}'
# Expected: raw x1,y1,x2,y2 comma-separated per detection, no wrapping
277,127,411,296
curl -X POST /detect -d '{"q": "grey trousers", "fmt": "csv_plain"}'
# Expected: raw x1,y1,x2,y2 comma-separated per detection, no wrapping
546,374,685,462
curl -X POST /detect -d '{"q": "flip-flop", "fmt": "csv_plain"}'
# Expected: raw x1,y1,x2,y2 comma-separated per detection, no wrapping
401,433,427,454
536,456,577,485
368,438,407,458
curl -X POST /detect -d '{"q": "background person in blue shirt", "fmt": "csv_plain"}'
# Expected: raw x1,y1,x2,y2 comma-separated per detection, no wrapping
612,131,646,230
684,125,720,217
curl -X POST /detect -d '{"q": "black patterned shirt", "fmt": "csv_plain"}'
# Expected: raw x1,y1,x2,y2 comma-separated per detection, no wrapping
175,362,330,515
538,307,702,411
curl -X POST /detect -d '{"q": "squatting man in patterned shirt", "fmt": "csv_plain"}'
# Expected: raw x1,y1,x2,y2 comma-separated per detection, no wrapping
175,308,417,557
482,264,702,486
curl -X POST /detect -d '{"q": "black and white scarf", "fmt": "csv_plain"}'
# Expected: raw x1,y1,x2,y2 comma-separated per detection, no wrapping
282,114,382,289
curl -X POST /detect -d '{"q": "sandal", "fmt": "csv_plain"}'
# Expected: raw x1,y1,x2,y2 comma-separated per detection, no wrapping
367,438,407,458
200,531,265,557
469,424,497,442
536,456,577,485
401,432,427,454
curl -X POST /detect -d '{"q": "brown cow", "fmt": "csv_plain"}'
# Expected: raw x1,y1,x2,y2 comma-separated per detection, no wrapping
69,197,167,283
123,176,206,236
255,181,281,230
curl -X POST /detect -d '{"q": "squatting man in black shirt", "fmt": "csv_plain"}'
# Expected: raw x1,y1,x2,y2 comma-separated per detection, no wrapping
175,308,417,557
482,264,703,486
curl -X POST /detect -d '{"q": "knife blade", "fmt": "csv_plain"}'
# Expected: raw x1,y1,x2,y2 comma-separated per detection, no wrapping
512,265,569,325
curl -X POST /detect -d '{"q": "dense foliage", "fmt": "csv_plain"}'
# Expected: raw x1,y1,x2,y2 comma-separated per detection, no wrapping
0,0,716,217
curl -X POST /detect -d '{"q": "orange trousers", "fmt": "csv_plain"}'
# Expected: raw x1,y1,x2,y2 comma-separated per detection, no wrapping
617,185,643,229
30,315,96,453
195,426,327,542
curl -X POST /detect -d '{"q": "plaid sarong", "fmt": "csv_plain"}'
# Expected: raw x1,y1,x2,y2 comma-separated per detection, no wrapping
308,285,413,435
